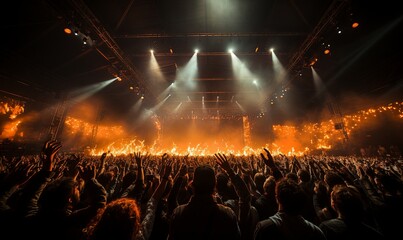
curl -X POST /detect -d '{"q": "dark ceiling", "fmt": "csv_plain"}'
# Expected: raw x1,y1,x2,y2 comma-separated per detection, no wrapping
1,0,402,124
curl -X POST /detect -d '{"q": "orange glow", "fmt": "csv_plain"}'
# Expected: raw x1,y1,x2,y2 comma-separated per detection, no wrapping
1,120,21,139
1,99,25,119
324,49,330,55
64,28,72,34
352,22,359,28
60,101,403,156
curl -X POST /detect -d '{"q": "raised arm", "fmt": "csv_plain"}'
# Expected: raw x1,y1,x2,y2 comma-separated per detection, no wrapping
260,148,283,180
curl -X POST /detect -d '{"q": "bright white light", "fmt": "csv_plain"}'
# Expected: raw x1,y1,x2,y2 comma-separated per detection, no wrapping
150,49,154,54
228,48,233,53
270,48,274,52
253,80,257,85
195,49,199,53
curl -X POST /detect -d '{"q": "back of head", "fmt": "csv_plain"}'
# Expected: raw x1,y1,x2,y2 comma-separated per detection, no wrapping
377,174,403,195
254,172,266,193
276,178,305,215
331,185,364,223
263,176,276,196
324,171,345,191
297,169,311,183
97,171,115,188
39,177,78,213
86,198,141,240
192,165,216,195
285,172,298,182
216,172,229,193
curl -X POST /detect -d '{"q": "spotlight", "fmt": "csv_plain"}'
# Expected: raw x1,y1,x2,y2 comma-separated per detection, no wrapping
74,30,79,36
309,58,318,66
253,80,257,85
270,48,274,52
141,95,144,100
83,37,87,45
228,48,233,53
150,49,154,53
195,49,199,53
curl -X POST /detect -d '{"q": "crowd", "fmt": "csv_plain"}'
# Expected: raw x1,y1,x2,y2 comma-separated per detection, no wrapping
0,140,402,239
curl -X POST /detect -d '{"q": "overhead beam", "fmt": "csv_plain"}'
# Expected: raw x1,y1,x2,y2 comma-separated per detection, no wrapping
69,0,154,99
286,0,349,74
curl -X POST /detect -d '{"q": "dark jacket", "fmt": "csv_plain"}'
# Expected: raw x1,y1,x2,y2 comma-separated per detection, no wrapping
168,194,241,240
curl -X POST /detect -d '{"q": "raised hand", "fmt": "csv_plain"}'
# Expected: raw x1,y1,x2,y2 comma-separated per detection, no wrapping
215,153,234,175
260,148,275,167
134,151,143,167
162,159,173,180
81,164,97,181
41,140,62,171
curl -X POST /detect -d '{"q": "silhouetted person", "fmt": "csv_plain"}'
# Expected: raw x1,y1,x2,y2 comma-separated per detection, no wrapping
85,156,173,240
23,141,107,240
254,178,326,240
168,164,241,240
319,185,384,240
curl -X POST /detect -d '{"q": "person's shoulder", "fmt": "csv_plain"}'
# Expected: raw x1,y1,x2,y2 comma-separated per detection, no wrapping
319,218,345,229
256,215,279,230
172,203,188,215
254,217,279,238
216,203,237,218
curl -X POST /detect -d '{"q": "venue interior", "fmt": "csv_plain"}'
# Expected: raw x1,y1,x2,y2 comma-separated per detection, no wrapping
1,0,402,157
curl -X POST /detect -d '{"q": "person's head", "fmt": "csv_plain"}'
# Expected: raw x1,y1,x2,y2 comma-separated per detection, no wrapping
254,172,266,193
330,185,364,223
192,165,216,195
97,171,115,188
86,198,141,240
297,169,310,183
324,171,345,191
39,177,80,213
285,172,298,182
262,176,276,197
375,173,403,195
276,178,305,215
216,172,229,194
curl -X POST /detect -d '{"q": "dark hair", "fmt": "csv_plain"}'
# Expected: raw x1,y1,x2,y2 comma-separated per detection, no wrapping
39,177,78,212
192,165,216,195
331,185,363,223
86,198,141,240
324,171,345,191
216,172,229,193
297,169,311,183
285,172,298,182
276,178,305,215
254,172,266,194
